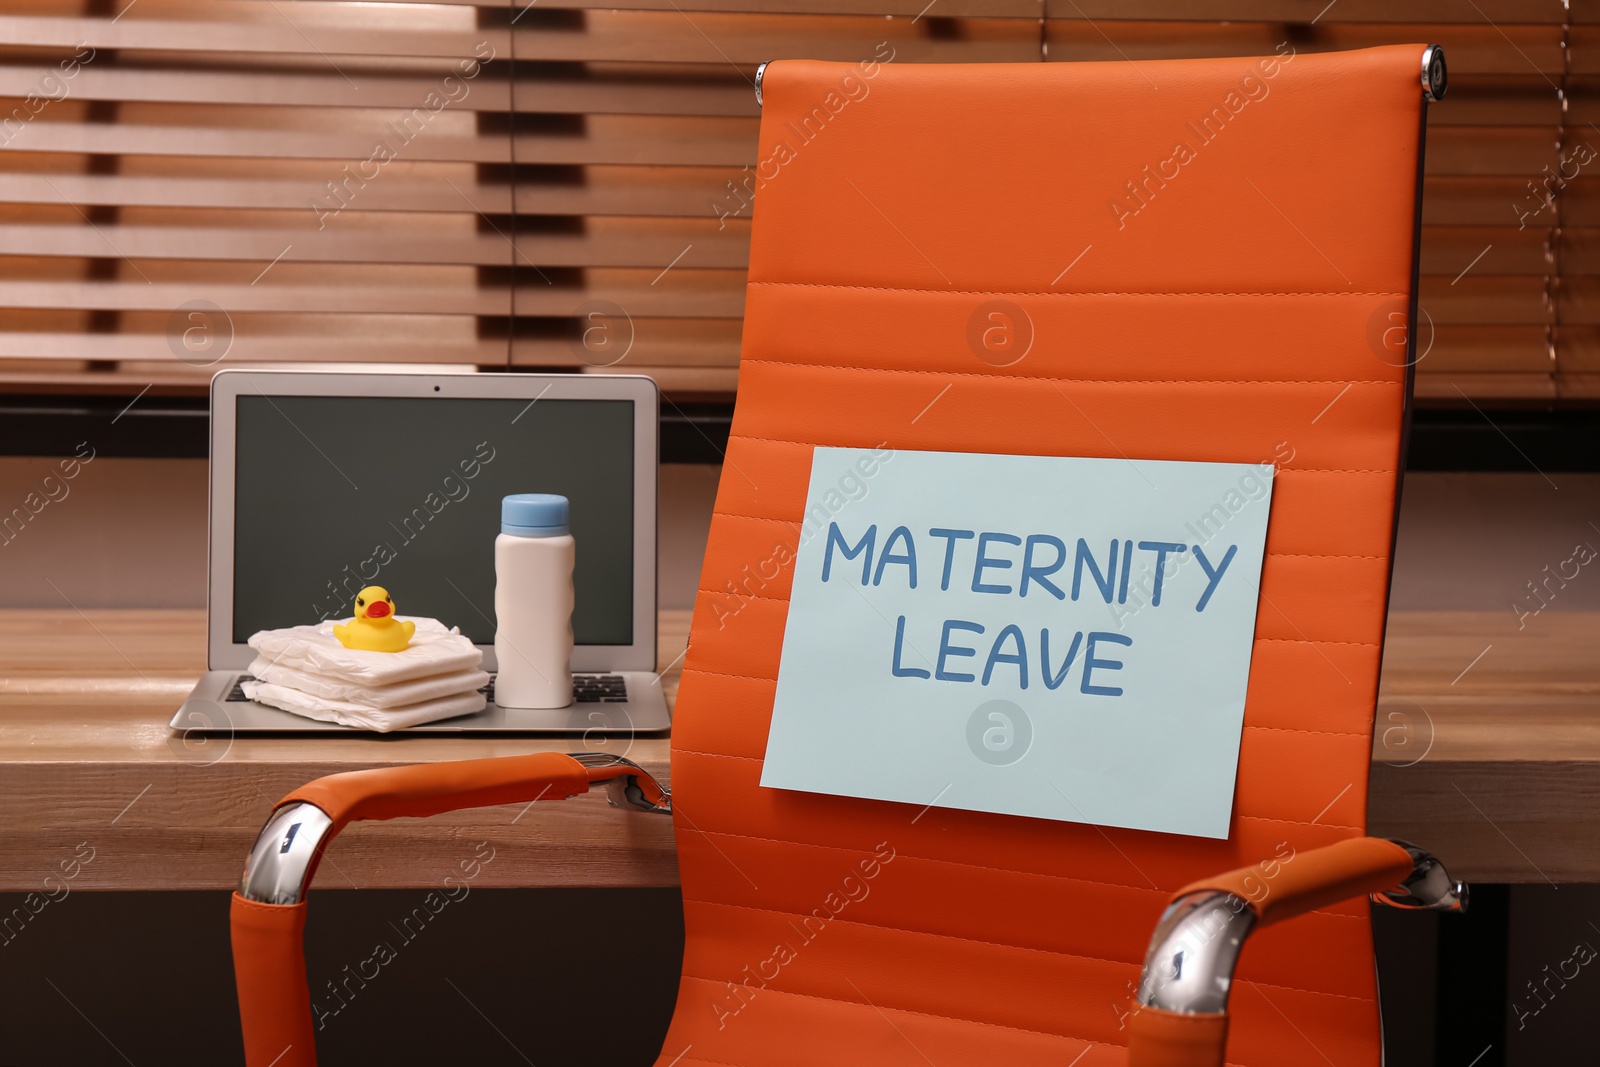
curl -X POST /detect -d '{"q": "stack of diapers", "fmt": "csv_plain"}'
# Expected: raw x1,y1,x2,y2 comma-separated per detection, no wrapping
243,618,490,732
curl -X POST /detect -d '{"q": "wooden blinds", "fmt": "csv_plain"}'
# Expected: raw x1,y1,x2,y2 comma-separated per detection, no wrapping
0,1,1589,399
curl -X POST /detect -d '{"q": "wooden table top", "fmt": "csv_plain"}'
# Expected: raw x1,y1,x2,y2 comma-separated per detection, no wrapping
0,610,684,894
0,608,1595,889
1367,609,1600,885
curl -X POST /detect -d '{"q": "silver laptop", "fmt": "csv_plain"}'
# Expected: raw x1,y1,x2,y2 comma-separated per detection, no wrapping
171,369,671,735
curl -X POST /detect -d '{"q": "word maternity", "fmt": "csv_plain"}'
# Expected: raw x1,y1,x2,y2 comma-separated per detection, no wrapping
820,522,1240,696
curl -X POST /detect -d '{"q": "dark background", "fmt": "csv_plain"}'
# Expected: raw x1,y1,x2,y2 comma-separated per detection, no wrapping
231,395,635,646
0,887,684,1065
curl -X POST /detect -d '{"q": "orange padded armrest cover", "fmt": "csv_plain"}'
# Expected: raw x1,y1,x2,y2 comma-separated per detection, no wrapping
1173,836,1413,928
279,751,594,832
1127,1007,1228,1067
233,895,316,1067
234,751,605,1067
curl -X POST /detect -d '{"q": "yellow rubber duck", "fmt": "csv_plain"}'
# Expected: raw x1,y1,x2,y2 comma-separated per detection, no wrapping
332,586,415,653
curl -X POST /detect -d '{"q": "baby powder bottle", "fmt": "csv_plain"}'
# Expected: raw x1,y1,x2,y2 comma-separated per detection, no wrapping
494,493,575,708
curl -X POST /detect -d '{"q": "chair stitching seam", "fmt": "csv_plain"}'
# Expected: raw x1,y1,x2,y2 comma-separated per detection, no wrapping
1242,725,1369,738
694,588,789,602
674,818,1374,908
674,978,1122,1050
741,359,1401,387
749,280,1407,299
670,743,1364,832
677,969,1374,1024
723,434,1397,474
687,897,1369,984
671,803,1168,894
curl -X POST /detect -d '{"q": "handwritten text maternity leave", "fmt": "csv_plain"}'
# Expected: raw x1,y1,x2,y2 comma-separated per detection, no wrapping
818,522,1238,697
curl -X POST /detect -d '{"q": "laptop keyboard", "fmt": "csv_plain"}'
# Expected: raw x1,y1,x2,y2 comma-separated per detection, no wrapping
228,673,628,703
490,674,629,704
228,671,627,703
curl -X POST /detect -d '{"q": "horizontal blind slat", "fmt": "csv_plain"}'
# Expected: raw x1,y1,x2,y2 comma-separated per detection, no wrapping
0,2,1583,400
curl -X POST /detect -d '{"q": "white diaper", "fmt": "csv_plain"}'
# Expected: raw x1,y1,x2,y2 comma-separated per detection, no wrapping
244,617,488,730
248,617,482,685
248,658,490,709
242,680,486,732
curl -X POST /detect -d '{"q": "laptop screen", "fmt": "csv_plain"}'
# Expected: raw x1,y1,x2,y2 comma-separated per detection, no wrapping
231,394,635,647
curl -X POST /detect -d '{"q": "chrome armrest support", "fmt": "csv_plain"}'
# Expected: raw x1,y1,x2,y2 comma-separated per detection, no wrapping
239,802,336,907
571,753,673,816
1135,839,1464,1015
1421,45,1447,102
1371,839,1468,913
1136,891,1257,1015
237,754,671,906
754,62,769,108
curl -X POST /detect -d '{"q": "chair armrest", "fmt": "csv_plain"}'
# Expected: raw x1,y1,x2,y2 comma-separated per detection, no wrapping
230,752,669,1067
1127,836,1465,1067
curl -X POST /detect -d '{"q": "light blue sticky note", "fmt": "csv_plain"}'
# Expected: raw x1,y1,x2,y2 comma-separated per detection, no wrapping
761,447,1275,840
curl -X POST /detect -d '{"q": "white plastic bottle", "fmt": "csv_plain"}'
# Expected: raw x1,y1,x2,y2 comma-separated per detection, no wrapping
494,493,575,708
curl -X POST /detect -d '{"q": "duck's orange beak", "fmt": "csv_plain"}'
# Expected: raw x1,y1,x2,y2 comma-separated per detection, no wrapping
366,601,391,619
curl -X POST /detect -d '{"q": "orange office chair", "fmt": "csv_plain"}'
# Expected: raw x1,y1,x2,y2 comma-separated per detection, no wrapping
231,44,1462,1067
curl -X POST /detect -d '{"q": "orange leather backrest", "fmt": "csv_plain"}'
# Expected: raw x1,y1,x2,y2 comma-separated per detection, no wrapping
664,46,1425,1067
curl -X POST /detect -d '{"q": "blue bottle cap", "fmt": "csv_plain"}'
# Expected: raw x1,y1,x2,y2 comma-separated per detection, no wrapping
501,493,569,537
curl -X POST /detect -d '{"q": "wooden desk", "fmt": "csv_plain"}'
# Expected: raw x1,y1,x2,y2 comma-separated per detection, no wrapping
0,609,1595,890
0,611,683,893
1369,610,1600,885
